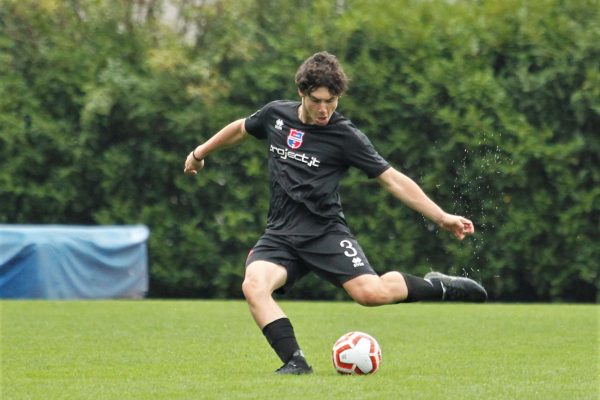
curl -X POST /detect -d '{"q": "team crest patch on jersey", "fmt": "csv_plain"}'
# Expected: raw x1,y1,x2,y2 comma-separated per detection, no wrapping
287,129,305,149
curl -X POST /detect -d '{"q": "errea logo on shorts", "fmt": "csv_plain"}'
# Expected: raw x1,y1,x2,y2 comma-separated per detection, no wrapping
352,257,365,268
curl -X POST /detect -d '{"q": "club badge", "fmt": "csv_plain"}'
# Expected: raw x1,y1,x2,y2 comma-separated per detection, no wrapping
287,129,305,149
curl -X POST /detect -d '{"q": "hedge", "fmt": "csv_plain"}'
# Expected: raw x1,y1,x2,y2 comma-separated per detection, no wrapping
1,0,598,301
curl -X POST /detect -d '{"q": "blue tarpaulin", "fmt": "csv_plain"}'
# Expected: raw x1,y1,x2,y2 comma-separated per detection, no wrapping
0,225,149,299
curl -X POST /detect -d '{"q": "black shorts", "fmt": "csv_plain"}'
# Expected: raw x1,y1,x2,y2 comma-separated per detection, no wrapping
245,230,377,293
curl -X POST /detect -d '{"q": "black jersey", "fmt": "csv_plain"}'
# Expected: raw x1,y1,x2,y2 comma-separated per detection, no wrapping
244,100,390,235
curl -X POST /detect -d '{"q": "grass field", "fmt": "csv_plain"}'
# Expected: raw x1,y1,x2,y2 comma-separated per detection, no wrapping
1,300,598,399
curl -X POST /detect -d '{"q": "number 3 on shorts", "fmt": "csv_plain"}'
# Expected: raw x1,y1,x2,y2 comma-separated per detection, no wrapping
340,239,357,258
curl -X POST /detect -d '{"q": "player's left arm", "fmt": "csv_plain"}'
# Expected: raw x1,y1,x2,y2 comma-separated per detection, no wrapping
376,167,474,240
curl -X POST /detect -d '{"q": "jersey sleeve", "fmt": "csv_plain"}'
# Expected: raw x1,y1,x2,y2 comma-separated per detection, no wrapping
344,126,391,179
244,102,273,139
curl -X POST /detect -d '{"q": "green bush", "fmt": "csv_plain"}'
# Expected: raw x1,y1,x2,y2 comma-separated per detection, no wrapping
1,0,597,301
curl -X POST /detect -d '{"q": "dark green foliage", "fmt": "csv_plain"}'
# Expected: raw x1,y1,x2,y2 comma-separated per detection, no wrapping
1,0,597,301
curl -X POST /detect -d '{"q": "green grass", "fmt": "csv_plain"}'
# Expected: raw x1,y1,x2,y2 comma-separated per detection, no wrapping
1,301,598,399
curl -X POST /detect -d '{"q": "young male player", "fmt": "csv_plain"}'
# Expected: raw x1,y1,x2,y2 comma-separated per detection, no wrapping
184,51,487,375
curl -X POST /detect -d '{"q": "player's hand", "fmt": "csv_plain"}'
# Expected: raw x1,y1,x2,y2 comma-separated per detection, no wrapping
438,213,475,240
184,151,205,175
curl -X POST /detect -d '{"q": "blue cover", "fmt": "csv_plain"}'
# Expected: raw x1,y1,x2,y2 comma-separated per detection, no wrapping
0,225,149,299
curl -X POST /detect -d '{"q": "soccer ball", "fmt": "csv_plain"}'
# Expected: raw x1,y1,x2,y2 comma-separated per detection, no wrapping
332,331,382,375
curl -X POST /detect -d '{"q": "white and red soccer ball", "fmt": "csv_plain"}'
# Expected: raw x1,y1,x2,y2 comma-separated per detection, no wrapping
332,331,382,375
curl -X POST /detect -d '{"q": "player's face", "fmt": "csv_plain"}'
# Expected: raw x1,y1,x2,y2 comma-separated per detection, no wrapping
299,87,339,126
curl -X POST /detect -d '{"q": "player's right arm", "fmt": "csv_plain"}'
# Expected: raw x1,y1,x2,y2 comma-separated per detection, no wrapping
184,118,248,175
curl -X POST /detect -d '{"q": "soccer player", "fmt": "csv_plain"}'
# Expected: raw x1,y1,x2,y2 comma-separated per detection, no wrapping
184,51,487,375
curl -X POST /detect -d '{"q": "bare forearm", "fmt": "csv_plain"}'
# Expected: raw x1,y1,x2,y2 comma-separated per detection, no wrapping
377,167,474,239
377,168,445,224
193,119,247,160
184,119,247,176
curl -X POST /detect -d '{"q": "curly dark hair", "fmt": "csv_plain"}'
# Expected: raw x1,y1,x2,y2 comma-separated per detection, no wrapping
295,51,349,96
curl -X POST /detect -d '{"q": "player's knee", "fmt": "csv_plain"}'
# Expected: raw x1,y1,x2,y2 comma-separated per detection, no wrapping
345,275,393,306
241,275,263,301
242,261,288,304
353,295,377,307
351,288,389,307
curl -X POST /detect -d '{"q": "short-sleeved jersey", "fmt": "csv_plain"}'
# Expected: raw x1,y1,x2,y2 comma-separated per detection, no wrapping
244,100,390,235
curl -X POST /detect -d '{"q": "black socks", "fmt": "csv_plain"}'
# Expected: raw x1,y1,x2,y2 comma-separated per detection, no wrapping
402,273,444,302
262,317,301,363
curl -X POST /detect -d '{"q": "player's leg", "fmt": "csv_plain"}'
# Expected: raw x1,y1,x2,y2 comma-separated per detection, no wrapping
242,260,288,327
326,232,487,303
242,257,312,375
343,270,487,304
342,272,406,305
299,231,447,304
343,272,442,305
